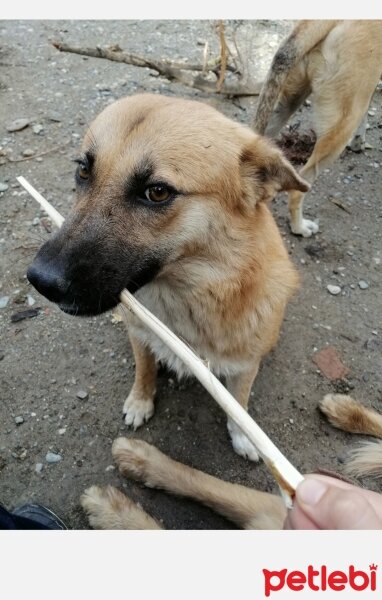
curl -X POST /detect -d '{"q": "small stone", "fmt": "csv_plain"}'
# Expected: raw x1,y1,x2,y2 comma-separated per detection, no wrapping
0,296,10,309
327,284,341,295
48,112,62,122
45,451,62,463
15,416,24,425
32,217,40,226
7,118,30,132
105,465,115,472
0,183,9,192
27,294,36,306
76,390,89,400
22,148,35,157
58,428,67,435
35,463,43,473
358,280,369,290
32,124,44,134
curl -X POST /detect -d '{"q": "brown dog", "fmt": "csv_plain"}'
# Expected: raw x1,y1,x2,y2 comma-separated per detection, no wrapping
253,20,382,237
27,93,308,460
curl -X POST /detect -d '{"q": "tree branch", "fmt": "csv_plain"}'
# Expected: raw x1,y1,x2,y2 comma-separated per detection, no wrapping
52,41,263,98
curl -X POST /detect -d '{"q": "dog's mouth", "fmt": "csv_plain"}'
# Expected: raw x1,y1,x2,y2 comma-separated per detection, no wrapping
57,291,121,317
52,263,162,317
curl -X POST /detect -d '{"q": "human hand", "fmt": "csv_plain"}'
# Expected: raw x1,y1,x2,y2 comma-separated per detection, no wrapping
284,474,382,530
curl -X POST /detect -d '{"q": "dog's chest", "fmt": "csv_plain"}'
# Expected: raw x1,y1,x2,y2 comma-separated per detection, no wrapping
125,281,253,379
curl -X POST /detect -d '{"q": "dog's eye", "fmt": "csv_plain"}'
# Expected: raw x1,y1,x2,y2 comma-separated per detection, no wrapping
77,163,89,180
144,185,171,203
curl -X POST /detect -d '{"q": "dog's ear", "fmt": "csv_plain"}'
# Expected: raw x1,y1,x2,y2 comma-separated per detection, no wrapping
240,137,310,204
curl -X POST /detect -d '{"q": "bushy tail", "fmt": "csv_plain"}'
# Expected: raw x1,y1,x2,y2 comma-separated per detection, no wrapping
253,20,340,134
320,393,382,478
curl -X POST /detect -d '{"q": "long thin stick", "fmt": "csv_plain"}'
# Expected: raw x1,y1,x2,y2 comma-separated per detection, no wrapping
18,175,304,505
18,176,65,227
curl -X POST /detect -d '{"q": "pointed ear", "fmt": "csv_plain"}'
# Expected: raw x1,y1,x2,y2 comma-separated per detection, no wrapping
240,136,310,203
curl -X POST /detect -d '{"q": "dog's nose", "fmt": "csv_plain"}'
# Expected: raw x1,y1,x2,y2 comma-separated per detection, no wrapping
27,261,70,304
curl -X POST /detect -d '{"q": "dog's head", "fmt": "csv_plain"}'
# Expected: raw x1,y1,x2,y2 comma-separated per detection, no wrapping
27,93,309,316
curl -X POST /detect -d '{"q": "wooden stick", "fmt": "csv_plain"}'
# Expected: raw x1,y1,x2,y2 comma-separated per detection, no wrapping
18,175,303,506
17,176,65,227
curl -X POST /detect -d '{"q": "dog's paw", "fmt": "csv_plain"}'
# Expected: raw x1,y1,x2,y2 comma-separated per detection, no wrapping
227,419,260,462
348,135,365,153
81,484,162,529
123,392,154,429
291,218,319,237
80,485,126,529
112,437,159,487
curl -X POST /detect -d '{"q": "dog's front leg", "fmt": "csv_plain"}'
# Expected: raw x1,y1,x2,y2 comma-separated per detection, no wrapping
123,334,157,429
226,363,261,462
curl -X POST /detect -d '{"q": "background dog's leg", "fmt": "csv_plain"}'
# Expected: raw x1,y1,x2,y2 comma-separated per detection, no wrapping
225,364,260,462
123,334,157,429
320,394,382,478
348,113,368,153
113,438,286,529
81,484,163,529
288,92,373,237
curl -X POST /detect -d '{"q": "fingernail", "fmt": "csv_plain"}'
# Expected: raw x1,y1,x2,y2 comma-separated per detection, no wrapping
297,478,328,506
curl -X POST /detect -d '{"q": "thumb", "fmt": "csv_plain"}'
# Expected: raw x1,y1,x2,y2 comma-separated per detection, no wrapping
295,477,382,530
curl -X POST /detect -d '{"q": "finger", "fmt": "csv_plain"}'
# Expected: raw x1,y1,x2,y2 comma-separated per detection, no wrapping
284,506,319,530
295,477,382,530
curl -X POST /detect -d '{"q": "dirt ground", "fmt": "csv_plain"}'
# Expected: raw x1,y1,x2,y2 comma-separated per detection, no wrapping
0,20,381,530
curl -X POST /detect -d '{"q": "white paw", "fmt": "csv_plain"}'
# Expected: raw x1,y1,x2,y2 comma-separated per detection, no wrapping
227,419,260,462
291,218,319,237
123,393,154,430
348,136,365,153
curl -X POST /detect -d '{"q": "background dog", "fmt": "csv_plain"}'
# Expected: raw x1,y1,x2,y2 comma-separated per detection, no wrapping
27,93,308,461
253,20,382,237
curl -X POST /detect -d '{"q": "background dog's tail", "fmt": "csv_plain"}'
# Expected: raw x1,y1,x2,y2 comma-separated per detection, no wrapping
319,393,382,479
345,440,382,479
253,20,340,135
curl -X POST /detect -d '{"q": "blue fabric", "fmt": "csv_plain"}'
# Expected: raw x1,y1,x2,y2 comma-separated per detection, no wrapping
0,505,50,530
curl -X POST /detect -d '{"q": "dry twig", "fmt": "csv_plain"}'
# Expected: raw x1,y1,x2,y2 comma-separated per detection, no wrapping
52,40,263,97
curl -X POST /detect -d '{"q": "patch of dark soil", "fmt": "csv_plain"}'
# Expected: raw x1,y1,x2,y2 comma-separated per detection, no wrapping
276,127,316,165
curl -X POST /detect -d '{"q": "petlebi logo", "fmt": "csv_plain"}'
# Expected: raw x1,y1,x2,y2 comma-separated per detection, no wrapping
262,564,378,596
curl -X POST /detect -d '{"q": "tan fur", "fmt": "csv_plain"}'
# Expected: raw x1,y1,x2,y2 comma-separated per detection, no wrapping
320,394,382,478
81,438,286,530
78,93,307,458
253,20,382,237
81,484,163,529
